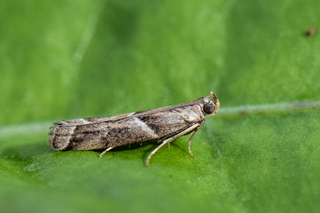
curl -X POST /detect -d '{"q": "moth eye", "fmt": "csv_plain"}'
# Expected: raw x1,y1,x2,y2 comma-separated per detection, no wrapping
203,103,215,114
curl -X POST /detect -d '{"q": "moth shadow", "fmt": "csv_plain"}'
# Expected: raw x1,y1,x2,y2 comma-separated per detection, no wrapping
0,141,53,162
94,139,188,165
141,140,189,164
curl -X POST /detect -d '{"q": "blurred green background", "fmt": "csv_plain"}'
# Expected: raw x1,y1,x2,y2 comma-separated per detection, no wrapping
1,0,320,212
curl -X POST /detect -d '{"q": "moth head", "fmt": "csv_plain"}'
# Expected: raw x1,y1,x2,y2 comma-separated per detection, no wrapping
203,92,220,115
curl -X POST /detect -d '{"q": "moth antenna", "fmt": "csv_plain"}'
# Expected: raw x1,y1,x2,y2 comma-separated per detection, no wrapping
210,92,220,113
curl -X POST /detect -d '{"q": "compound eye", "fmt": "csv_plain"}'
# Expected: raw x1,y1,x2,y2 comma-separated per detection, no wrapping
203,102,215,114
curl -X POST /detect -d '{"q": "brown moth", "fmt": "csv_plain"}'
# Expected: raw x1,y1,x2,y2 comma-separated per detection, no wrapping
48,92,220,166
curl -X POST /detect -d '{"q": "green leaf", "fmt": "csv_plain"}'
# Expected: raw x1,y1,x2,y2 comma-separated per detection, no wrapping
1,0,320,212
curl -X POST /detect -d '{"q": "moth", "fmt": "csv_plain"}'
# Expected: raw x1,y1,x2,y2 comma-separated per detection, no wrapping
48,92,220,166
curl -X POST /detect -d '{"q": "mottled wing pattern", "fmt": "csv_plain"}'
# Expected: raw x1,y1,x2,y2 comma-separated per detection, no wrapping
52,96,206,126
48,104,203,151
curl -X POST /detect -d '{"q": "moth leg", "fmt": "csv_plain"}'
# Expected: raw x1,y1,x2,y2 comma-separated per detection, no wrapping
99,147,113,158
157,136,170,148
146,123,201,167
188,120,205,158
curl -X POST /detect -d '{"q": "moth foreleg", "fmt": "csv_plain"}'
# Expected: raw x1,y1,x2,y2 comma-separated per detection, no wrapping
146,123,201,167
187,120,205,158
99,147,114,158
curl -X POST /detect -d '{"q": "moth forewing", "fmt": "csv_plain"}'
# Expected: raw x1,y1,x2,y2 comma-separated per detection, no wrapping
48,92,220,166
